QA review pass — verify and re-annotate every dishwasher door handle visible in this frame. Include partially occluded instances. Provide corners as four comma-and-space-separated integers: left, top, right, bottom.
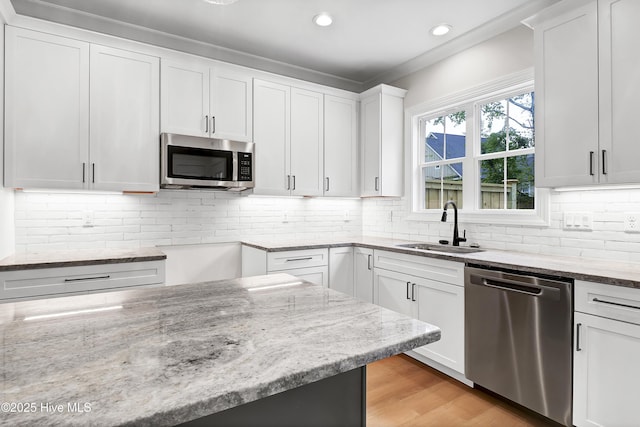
474, 276, 561, 300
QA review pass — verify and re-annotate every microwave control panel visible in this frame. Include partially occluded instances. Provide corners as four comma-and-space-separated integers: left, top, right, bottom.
238, 152, 253, 181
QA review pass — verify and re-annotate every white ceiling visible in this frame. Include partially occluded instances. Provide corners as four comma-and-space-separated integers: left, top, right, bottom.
9, 0, 556, 91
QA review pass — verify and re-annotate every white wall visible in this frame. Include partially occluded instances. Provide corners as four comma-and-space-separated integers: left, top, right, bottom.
0, 9, 16, 259
367, 25, 640, 261
393, 26, 534, 109
13, 190, 361, 253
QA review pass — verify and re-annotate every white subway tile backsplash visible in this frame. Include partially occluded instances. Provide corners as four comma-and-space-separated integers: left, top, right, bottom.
13, 191, 362, 253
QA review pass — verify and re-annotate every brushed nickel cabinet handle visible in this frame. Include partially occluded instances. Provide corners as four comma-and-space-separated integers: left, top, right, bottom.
602, 150, 607, 175
211, 116, 216, 135
92, 163, 95, 183
367, 254, 372, 270
287, 175, 291, 190
292, 175, 296, 191
576, 323, 582, 352
205, 115, 209, 133
375, 177, 379, 191
285, 257, 313, 262
406, 281, 411, 300
411, 283, 416, 301
82, 163, 86, 183
589, 151, 595, 176
64, 275, 110, 282
326, 177, 330, 192
593, 297, 640, 311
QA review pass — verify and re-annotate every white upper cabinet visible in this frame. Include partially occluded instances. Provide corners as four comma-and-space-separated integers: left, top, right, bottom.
90, 45, 159, 192
324, 95, 358, 197
253, 79, 325, 197
598, 0, 640, 184
5, 27, 160, 192
210, 67, 253, 142
160, 60, 209, 137
533, 0, 640, 187
290, 87, 324, 196
253, 79, 291, 196
360, 84, 406, 197
160, 59, 252, 142
5, 27, 89, 189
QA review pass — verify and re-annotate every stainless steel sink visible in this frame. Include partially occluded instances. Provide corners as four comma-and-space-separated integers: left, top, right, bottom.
396, 243, 484, 254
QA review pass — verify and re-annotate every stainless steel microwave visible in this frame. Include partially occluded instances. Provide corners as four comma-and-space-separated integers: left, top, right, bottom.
160, 133, 254, 190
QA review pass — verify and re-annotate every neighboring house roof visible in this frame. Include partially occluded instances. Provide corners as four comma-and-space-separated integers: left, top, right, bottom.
425, 132, 465, 177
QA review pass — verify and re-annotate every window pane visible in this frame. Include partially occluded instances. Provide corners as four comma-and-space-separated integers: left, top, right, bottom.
424, 117, 445, 162
424, 113, 466, 162
444, 115, 466, 160
443, 162, 463, 209
508, 92, 535, 150
506, 154, 535, 210
480, 158, 504, 209
480, 100, 506, 154
423, 166, 441, 209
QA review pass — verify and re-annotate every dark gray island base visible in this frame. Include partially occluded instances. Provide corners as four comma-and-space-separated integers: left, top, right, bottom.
0, 273, 439, 426
180, 366, 365, 427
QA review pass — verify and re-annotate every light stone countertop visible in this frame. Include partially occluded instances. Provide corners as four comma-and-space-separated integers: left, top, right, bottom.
0, 247, 167, 272
0, 273, 440, 426
241, 236, 640, 289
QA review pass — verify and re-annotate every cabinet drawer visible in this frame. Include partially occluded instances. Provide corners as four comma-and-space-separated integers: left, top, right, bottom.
268, 265, 328, 287
267, 249, 328, 271
373, 250, 464, 285
575, 280, 640, 325
0, 261, 165, 300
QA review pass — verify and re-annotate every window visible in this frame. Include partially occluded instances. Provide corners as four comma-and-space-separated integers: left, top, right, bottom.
411, 74, 548, 225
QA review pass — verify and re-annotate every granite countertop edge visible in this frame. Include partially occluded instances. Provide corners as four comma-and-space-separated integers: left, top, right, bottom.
0, 248, 167, 272
240, 238, 640, 289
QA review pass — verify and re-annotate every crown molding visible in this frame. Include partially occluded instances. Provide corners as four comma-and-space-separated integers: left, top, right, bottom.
10, 0, 365, 92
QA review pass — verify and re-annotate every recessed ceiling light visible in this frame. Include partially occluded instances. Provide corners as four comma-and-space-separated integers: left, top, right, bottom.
314, 13, 333, 27
204, 0, 239, 5
430, 24, 452, 36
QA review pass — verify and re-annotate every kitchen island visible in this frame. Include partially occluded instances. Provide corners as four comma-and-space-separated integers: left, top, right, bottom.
0, 273, 440, 426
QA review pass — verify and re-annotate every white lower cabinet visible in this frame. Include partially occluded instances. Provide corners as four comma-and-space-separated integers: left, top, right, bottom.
241, 246, 328, 287
328, 247, 354, 296
573, 280, 640, 427
353, 247, 374, 303
373, 250, 465, 378
0, 261, 165, 301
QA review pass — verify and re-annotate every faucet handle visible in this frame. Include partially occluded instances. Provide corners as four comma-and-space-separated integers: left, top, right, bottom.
459, 230, 467, 243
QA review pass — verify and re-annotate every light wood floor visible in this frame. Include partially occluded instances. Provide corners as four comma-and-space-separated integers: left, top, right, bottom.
366, 355, 556, 427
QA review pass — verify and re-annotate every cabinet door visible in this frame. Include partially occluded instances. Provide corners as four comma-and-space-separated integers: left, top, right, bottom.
210, 67, 253, 142
413, 279, 465, 374
90, 45, 160, 192
329, 247, 354, 296
373, 268, 413, 317
361, 93, 381, 196
535, 2, 599, 187
290, 88, 324, 196
598, 0, 640, 184
160, 59, 209, 137
4, 27, 89, 189
354, 247, 374, 303
253, 79, 290, 195
324, 95, 358, 196
573, 312, 640, 427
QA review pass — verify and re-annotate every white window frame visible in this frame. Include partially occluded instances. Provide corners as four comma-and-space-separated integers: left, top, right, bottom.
405, 69, 550, 226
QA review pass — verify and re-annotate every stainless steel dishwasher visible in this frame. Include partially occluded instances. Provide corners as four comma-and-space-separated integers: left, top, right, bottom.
465, 265, 573, 426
